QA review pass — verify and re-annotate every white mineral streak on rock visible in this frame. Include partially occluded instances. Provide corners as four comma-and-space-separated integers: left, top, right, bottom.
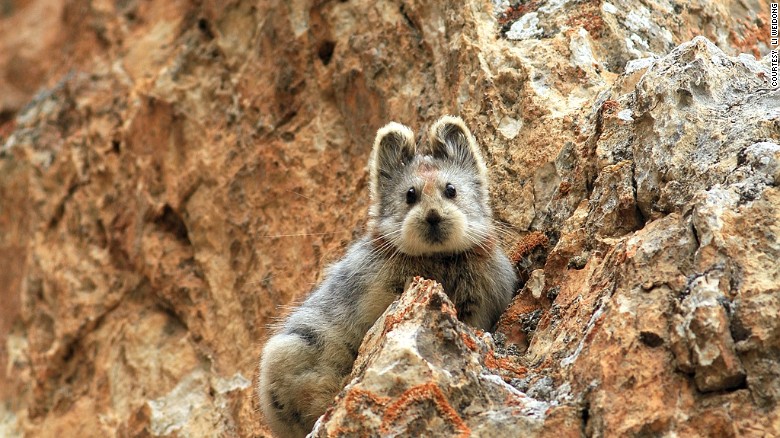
561, 298, 607, 367
498, 115, 522, 139
0, 405, 20, 438
625, 57, 656, 74
527, 269, 546, 299
148, 371, 210, 437
617, 109, 634, 121
539, 0, 571, 14
506, 12, 543, 40
569, 28, 600, 75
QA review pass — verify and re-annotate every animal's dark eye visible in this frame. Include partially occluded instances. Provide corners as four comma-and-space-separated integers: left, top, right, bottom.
444, 183, 456, 199
406, 187, 417, 204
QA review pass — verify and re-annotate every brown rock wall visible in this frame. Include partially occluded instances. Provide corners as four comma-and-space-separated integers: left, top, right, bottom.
0, 0, 776, 436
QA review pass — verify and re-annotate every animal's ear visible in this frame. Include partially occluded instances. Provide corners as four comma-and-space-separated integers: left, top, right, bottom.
426, 115, 487, 178
369, 122, 416, 202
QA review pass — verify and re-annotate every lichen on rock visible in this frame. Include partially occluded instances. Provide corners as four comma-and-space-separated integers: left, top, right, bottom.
311, 278, 553, 437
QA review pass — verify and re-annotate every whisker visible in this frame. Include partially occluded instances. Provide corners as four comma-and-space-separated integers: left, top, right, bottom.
257, 232, 337, 238
288, 189, 327, 207
346, 230, 402, 275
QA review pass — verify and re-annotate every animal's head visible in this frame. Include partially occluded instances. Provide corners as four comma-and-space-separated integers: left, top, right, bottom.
368, 116, 493, 256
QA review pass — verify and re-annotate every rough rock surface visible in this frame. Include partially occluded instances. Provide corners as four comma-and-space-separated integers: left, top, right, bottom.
0, 0, 776, 437
311, 278, 551, 437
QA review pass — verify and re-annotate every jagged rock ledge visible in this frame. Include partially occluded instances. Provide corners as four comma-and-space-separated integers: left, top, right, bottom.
310, 277, 573, 437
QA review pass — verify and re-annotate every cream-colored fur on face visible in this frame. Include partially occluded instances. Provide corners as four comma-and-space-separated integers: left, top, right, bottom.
368, 116, 491, 256
398, 202, 469, 256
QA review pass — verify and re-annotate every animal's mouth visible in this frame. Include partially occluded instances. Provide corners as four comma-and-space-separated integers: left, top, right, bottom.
423, 223, 448, 244
398, 216, 469, 255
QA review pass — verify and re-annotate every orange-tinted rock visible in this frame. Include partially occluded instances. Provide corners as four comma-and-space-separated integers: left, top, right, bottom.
311, 278, 548, 437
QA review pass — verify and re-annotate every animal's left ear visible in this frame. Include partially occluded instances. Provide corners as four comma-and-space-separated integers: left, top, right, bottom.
426, 115, 488, 179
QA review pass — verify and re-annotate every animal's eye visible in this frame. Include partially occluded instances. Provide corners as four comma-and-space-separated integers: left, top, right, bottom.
444, 183, 456, 199
406, 187, 417, 205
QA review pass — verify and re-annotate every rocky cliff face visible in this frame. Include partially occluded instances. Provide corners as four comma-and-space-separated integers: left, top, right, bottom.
0, 0, 776, 436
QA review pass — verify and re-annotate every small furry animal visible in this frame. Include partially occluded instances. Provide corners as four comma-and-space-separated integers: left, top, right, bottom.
257, 115, 517, 437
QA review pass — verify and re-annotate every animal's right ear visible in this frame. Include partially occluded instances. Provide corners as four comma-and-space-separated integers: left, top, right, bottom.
369, 122, 415, 203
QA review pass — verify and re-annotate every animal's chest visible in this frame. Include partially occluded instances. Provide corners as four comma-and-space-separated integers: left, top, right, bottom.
363, 256, 486, 332
380, 257, 478, 303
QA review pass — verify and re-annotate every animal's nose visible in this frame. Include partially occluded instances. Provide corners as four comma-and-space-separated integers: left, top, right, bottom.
426, 210, 442, 226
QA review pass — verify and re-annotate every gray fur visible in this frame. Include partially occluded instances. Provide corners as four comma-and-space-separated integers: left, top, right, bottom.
257, 116, 518, 437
